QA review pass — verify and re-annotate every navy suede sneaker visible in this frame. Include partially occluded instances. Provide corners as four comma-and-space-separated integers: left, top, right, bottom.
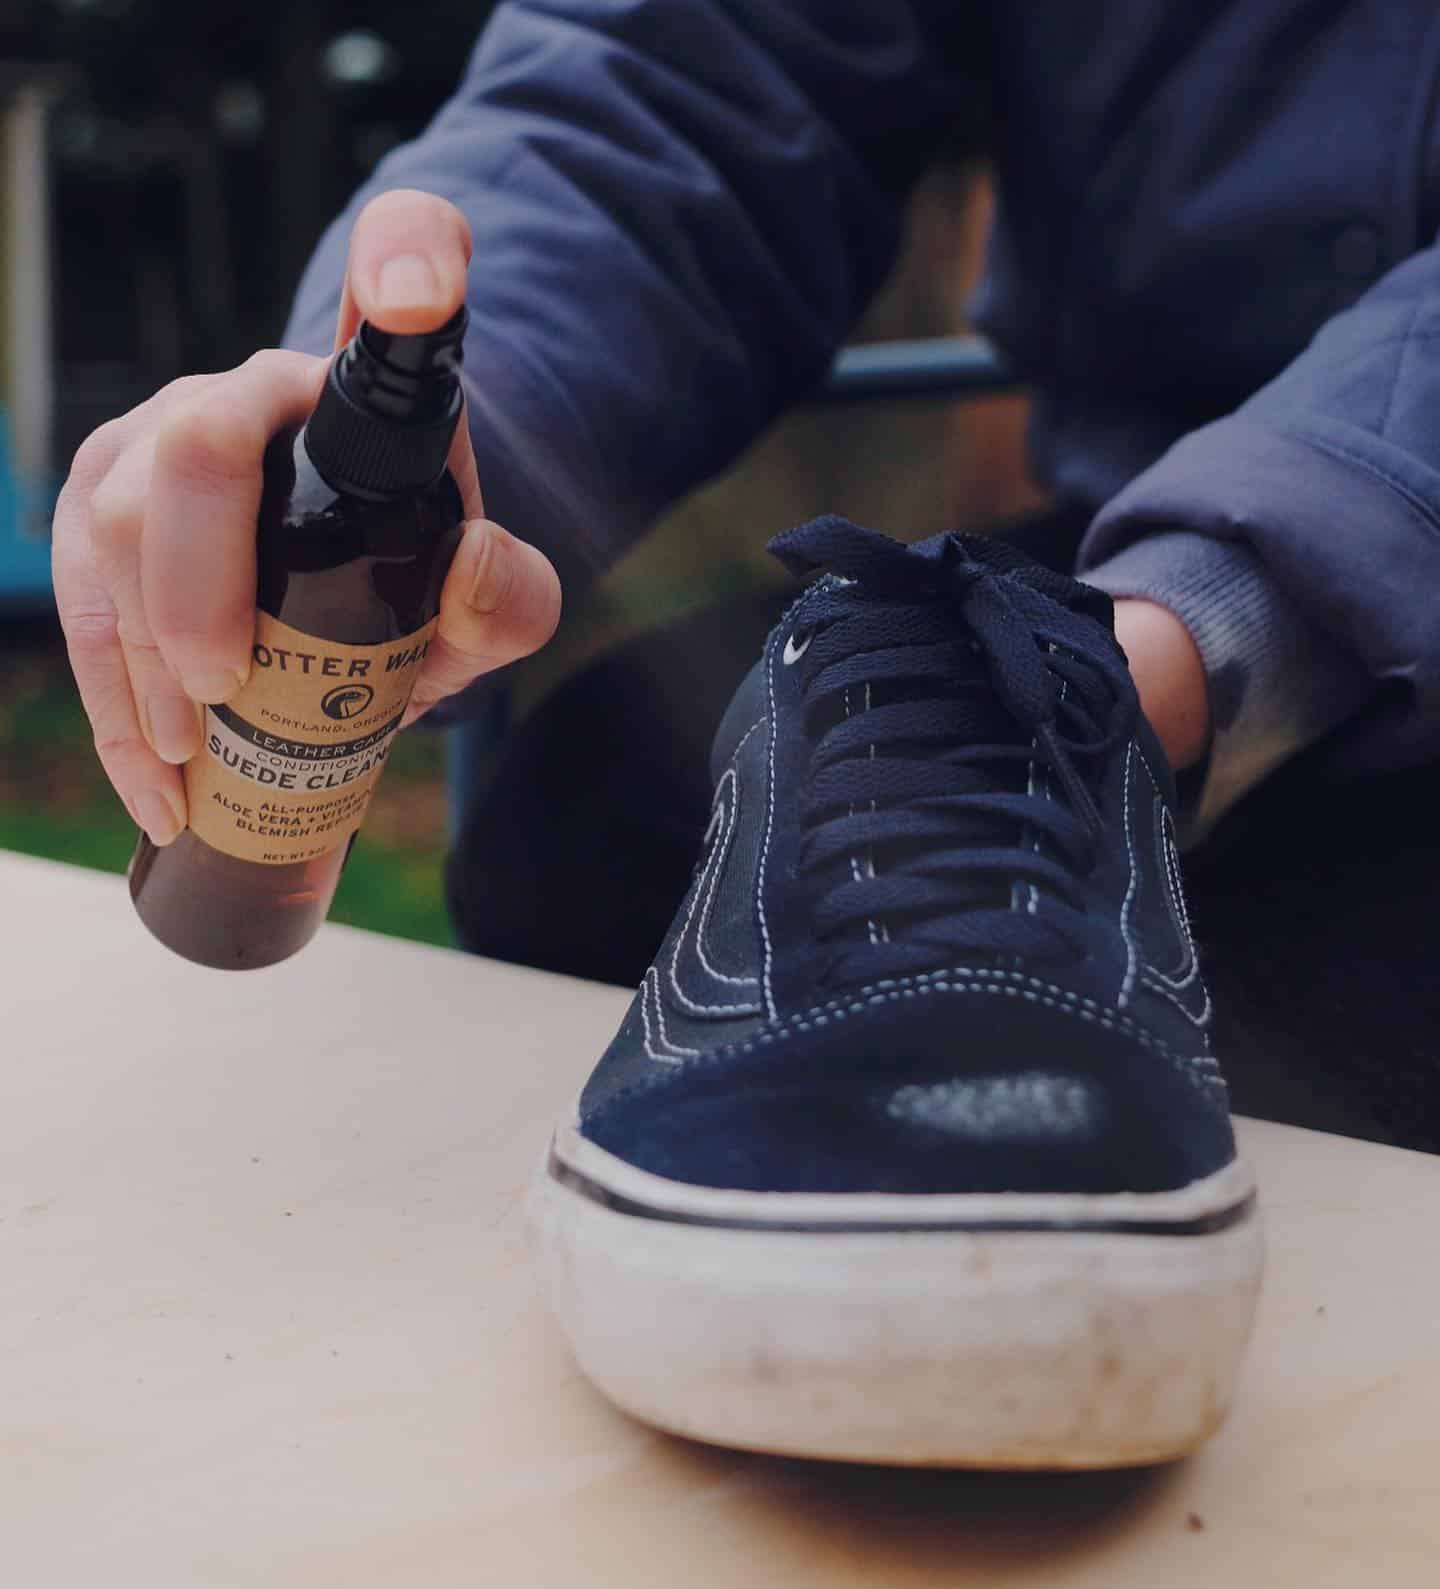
532, 518, 1263, 1468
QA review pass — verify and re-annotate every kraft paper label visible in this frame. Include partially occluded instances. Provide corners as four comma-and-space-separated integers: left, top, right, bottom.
184, 611, 435, 865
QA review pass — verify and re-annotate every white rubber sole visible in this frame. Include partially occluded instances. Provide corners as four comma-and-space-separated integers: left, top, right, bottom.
529, 1122, 1265, 1469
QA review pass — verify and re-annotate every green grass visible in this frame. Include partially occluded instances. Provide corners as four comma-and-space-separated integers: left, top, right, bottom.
328, 841, 453, 947
0, 798, 135, 873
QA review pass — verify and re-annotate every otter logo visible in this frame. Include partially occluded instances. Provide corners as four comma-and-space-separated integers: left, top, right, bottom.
321, 683, 375, 721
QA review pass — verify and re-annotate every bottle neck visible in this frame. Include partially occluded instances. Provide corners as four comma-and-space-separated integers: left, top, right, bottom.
302, 309, 467, 499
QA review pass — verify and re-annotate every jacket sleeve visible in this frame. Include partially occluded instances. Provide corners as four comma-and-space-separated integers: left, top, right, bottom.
284, 0, 964, 590
1080, 237, 1440, 825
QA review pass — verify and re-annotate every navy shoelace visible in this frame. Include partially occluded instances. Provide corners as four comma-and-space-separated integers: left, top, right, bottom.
769, 517, 1140, 986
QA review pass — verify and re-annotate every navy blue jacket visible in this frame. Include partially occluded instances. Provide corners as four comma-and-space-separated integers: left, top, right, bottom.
286, 1, 1440, 789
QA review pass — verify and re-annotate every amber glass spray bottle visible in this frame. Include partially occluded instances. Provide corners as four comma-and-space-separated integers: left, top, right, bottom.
129, 311, 467, 969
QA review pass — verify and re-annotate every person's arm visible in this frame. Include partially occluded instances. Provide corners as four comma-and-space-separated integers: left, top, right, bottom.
1080, 238, 1440, 831
285, 0, 966, 590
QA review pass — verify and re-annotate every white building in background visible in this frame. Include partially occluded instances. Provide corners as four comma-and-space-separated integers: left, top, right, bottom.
0, 65, 60, 610
4, 73, 56, 518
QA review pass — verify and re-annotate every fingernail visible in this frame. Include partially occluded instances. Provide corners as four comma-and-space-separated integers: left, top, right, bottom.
144, 694, 202, 764
466, 524, 511, 613
377, 253, 440, 313
135, 788, 184, 846
182, 666, 246, 704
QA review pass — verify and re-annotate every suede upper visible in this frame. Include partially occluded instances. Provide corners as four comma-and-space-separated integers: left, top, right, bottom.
579, 525, 1231, 1198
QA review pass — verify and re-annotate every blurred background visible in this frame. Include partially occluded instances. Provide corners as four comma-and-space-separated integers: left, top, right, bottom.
0, 0, 1037, 949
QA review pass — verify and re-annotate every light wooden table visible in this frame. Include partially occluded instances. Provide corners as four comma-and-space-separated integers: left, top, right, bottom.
3, 851, 1437, 1587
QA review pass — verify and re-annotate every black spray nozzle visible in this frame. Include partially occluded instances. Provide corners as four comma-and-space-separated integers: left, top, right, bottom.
305, 308, 468, 497
359, 306, 467, 378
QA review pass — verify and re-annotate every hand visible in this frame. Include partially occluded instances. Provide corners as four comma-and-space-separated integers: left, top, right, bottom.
1111, 598, 1210, 771
53, 189, 561, 846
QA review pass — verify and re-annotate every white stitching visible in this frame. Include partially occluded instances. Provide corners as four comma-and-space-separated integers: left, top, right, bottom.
843, 681, 884, 946
641, 968, 699, 1063
757, 585, 828, 1022
865, 680, 889, 944
1018, 669, 1064, 917
1141, 968, 1213, 1029
712, 964, 1219, 1063
1158, 806, 1202, 982
668, 766, 762, 1014
1014, 734, 1037, 916
1135, 756, 1198, 988
1127, 762, 1210, 1030
699, 969, 1225, 1097
1143, 862, 1202, 993
758, 624, 782, 1020
1117, 741, 1139, 1009
699, 716, 765, 987
692, 769, 762, 988
841, 686, 876, 945
725, 716, 766, 767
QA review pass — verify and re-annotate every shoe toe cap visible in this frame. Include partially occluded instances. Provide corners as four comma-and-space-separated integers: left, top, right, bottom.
582, 994, 1233, 1196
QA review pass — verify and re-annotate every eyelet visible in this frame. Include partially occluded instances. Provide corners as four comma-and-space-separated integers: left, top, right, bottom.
782, 629, 813, 665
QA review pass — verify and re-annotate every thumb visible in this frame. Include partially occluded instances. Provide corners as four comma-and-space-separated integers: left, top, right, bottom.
334, 188, 473, 348
402, 519, 562, 726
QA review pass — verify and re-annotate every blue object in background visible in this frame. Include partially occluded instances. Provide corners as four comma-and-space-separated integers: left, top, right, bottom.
0, 404, 55, 615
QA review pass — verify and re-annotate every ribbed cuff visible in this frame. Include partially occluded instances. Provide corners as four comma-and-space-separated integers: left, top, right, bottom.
1082, 531, 1371, 839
